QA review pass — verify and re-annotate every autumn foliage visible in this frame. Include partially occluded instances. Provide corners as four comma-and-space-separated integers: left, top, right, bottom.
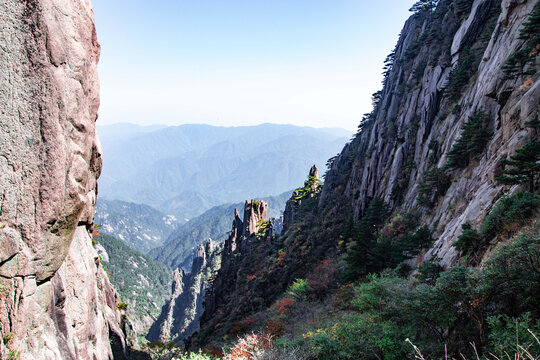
226, 332, 273, 360
306, 259, 337, 299
271, 297, 295, 316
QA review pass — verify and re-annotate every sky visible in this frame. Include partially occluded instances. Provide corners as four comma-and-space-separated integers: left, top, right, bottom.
92, 1, 413, 132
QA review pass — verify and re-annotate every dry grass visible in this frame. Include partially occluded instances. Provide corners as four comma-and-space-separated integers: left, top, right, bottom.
407, 330, 540, 360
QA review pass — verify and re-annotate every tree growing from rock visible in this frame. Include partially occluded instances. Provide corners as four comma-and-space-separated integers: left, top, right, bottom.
497, 139, 540, 192
409, 0, 439, 13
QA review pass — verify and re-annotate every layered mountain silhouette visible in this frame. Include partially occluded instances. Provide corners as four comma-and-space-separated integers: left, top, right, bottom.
98, 123, 350, 220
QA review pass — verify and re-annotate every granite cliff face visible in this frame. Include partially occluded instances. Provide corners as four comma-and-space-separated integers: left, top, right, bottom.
321, 0, 540, 266
147, 240, 221, 346
0, 1, 131, 358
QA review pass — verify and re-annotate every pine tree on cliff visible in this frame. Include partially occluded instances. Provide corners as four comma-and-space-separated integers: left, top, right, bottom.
344, 198, 390, 280
497, 139, 540, 192
409, 0, 439, 13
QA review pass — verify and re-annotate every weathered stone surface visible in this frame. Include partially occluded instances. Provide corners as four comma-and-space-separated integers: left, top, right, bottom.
322, 0, 539, 267
148, 240, 221, 346
283, 165, 321, 231
243, 200, 268, 237
191, 201, 277, 345
0, 0, 129, 358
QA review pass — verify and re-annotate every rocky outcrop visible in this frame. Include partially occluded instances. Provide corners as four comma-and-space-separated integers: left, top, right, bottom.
185, 201, 276, 344
322, 0, 540, 267
148, 240, 221, 346
283, 165, 321, 231
0, 0, 131, 358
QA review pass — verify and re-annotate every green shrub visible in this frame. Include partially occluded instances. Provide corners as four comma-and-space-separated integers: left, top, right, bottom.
486, 313, 540, 359
502, 2, 540, 78
344, 198, 390, 280
7, 350, 20, 360
414, 258, 443, 286
502, 49, 535, 78
481, 222, 540, 315
294, 175, 322, 200
480, 191, 540, 238
287, 279, 309, 300
417, 167, 450, 207
177, 351, 217, 360
291, 232, 540, 359
453, 222, 483, 252
2, 332, 14, 344
409, 0, 439, 13
302, 312, 410, 360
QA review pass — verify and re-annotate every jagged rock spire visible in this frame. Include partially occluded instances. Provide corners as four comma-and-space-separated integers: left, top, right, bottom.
309, 164, 319, 179
243, 200, 268, 237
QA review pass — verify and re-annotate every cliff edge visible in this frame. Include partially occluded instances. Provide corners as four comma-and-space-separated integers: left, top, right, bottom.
0, 1, 130, 359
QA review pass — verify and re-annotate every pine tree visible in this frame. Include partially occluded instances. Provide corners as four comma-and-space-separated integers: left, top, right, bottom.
446, 111, 492, 168
497, 139, 540, 192
519, 2, 540, 48
409, 0, 439, 13
344, 198, 390, 280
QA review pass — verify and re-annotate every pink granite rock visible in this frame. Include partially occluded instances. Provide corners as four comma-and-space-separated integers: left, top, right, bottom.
0, 0, 128, 358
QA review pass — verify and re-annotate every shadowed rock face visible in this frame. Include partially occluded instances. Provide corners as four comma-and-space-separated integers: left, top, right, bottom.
148, 240, 221, 346
0, 0, 129, 358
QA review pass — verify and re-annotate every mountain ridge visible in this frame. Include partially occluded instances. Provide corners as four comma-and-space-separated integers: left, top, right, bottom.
98, 123, 350, 218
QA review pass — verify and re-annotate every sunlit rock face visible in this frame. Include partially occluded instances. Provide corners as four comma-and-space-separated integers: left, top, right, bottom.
321, 0, 540, 267
0, 0, 129, 358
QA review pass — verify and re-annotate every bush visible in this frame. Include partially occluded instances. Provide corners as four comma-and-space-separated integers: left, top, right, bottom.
409, 0, 439, 13
481, 222, 540, 316
417, 167, 451, 207
480, 191, 540, 238
414, 258, 443, 286
496, 139, 540, 192
226, 332, 273, 360
272, 297, 295, 316
178, 352, 218, 360
344, 198, 391, 280
286, 279, 309, 300
307, 259, 338, 300
288, 230, 540, 359
502, 49, 535, 78
486, 313, 540, 359
445, 51, 475, 101
502, 2, 540, 78
453, 222, 483, 252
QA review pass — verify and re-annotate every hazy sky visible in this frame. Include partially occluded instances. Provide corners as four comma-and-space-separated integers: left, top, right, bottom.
92, 1, 412, 132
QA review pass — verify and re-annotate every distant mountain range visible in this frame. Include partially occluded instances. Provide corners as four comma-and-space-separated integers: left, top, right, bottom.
95, 191, 289, 258
148, 191, 291, 272
95, 199, 181, 253
97, 123, 350, 220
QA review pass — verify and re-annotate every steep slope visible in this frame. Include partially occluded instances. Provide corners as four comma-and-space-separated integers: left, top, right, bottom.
95, 199, 181, 253
147, 240, 222, 346
98, 123, 350, 217
321, 0, 540, 266
95, 235, 173, 337
150, 191, 290, 272
187, 0, 540, 355
0, 1, 134, 358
